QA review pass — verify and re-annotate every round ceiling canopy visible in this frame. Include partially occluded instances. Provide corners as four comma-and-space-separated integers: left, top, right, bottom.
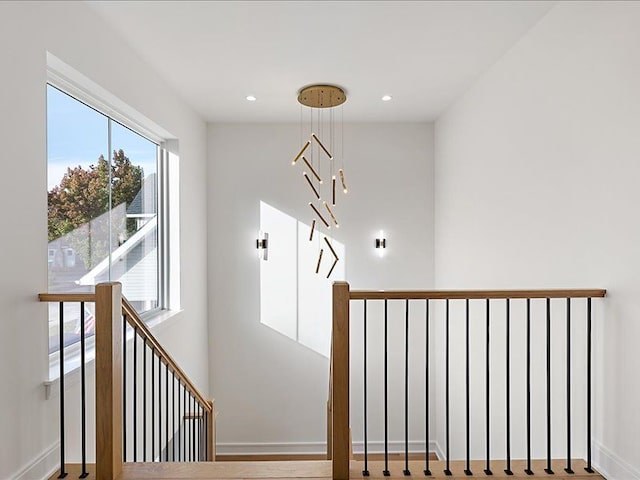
297, 85, 347, 108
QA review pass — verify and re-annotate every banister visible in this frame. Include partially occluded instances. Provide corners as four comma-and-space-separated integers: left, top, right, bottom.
121, 298, 212, 413
349, 289, 606, 300
39, 290, 212, 412
39, 292, 96, 302
333, 282, 606, 479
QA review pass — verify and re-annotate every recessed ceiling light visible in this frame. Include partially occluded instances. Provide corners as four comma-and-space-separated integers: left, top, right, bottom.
381, 95, 392, 102
246, 95, 257, 102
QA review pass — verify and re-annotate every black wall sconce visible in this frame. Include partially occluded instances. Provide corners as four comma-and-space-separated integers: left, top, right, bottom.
375, 230, 386, 257
256, 231, 269, 261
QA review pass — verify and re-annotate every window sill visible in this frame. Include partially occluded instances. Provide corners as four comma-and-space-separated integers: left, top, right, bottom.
44, 308, 183, 399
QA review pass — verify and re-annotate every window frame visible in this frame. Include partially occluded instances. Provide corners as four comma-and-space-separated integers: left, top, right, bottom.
46, 68, 173, 370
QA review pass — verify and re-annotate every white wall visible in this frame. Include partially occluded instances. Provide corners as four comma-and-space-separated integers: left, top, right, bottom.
0, 2, 210, 478
208, 123, 434, 452
434, 2, 640, 478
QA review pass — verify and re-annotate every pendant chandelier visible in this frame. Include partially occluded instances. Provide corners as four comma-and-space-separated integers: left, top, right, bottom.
291, 84, 348, 278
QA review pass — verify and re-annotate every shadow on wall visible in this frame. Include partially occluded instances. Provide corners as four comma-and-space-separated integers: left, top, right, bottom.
259, 200, 345, 358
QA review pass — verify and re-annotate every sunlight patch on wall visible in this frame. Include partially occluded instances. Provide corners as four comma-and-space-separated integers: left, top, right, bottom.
259, 201, 345, 358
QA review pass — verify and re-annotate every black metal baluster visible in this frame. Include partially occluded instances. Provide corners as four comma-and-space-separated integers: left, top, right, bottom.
123, 315, 127, 462
464, 299, 472, 476
585, 298, 594, 473
205, 407, 209, 461
166, 362, 169, 461
424, 299, 431, 477
444, 299, 451, 476
196, 398, 199, 462
173, 371, 176, 461
177, 379, 181, 462
383, 299, 390, 476
158, 356, 162, 461
484, 299, 492, 476
404, 299, 411, 476
525, 299, 533, 476
505, 298, 513, 476
545, 299, 553, 475
199, 403, 202, 461
183, 383, 187, 462
204, 408, 208, 461
58, 302, 67, 478
565, 298, 573, 474
143, 338, 147, 462
192, 394, 196, 462
133, 327, 138, 462
152, 348, 155, 461
80, 303, 88, 478
363, 299, 369, 476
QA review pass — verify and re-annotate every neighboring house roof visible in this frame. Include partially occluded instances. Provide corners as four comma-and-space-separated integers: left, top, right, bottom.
77, 216, 157, 301
127, 173, 157, 217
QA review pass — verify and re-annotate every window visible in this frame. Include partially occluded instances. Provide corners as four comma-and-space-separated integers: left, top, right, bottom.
47, 84, 165, 354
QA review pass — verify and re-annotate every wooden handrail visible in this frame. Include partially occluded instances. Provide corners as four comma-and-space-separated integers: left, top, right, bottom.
39, 293, 96, 302
121, 298, 213, 413
349, 289, 606, 300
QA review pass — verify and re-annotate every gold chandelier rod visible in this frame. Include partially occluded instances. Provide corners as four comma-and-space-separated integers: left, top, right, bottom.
302, 156, 322, 183
292, 141, 310, 165
312, 133, 333, 160
310, 202, 330, 228
303, 172, 321, 200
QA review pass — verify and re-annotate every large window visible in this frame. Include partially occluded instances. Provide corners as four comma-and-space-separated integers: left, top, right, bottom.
47, 84, 162, 353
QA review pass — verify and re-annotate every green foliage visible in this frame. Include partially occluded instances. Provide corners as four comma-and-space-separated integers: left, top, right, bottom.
48, 150, 143, 268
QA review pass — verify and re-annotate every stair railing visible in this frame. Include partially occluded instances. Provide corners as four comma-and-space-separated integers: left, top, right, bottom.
40, 282, 215, 480
330, 282, 606, 480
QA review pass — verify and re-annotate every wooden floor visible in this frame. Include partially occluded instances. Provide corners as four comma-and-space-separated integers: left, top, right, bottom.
52, 459, 604, 480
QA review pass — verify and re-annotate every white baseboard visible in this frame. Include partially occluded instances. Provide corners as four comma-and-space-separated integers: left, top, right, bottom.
432, 441, 445, 461
216, 442, 327, 455
11, 442, 60, 480
594, 442, 640, 480
352, 440, 443, 459
216, 440, 443, 458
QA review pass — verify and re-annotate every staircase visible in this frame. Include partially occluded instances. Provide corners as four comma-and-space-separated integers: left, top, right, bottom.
40, 282, 607, 480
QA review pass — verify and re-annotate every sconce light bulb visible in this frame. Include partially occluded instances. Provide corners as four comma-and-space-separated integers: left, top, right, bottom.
376, 230, 386, 257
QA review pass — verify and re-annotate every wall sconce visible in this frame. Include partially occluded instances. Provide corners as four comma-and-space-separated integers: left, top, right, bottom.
375, 230, 386, 257
256, 231, 269, 260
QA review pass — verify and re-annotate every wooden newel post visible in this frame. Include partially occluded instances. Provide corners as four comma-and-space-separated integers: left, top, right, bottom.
95, 282, 123, 480
207, 399, 216, 461
332, 281, 350, 480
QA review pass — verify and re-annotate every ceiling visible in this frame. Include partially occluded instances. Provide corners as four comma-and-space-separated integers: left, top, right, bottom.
90, 1, 554, 123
